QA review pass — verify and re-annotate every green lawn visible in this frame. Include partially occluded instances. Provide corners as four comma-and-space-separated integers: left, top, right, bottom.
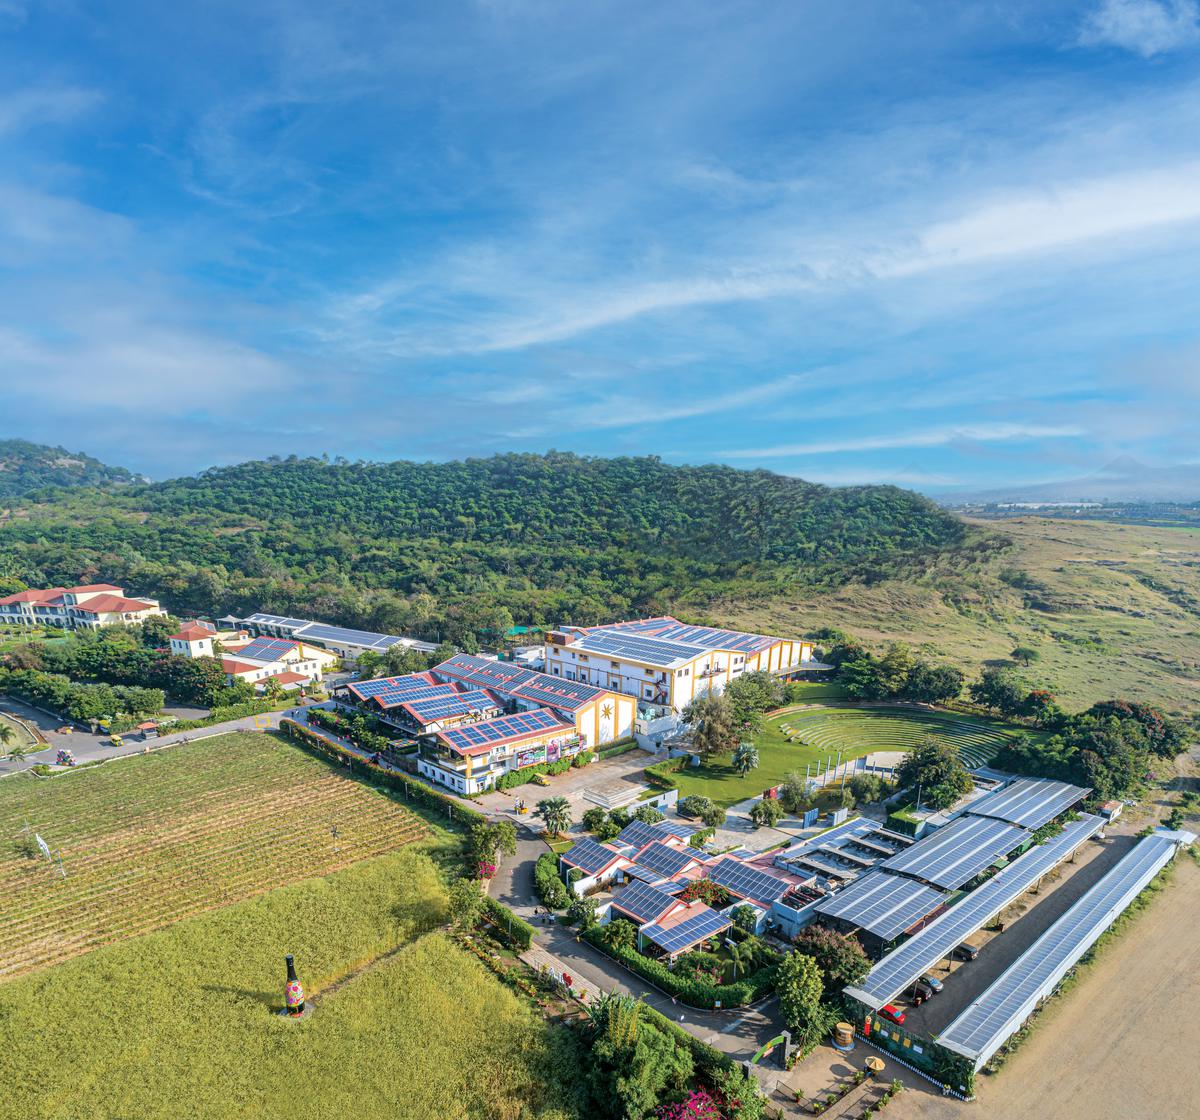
672, 705, 1030, 807
0, 849, 576, 1120
780, 680, 848, 704
0, 709, 39, 752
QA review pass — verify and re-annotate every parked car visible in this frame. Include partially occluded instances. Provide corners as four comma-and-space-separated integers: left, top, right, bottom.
879, 1004, 906, 1025
909, 980, 935, 1003
920, 973, 944, 993
955, 943, 980, 961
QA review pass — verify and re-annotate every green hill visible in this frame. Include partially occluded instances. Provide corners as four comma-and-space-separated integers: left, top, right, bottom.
0, 451, 974, 643
0, 439, 140, 500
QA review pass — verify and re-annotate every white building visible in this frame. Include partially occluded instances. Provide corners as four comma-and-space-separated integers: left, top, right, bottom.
219, 611, 436, 664
543, 616, 814, 711
0, 584, 166, 631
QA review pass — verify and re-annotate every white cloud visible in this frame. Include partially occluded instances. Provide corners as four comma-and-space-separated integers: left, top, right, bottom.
0, 86, 100, 137
1079, 0, 1200, 57
718, 423, 1086, 459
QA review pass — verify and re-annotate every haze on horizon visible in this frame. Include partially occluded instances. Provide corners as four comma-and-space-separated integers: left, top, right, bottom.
1, 0, 1199, 492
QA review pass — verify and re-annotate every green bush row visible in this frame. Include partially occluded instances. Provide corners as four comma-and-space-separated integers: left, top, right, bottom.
170, 697, 291, 731
582, 927, 775, 1008
597, 739, 639, 760
278, 719, 487, 830
495, 750, 592, 790
480, 896, 534, 950
645, 756, 686, 791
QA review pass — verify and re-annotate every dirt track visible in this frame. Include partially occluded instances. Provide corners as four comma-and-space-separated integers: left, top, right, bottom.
888, 855, 1200, 1120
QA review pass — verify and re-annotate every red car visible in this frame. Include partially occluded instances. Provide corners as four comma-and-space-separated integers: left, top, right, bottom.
879, 1004, 906, 1025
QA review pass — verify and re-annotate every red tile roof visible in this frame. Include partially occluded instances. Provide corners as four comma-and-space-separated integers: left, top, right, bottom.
221, 658, 262, 676
72, 595, 159, 615
170, 624, 215, 641
266, 671, 309, 685
67, 583, 124, 594
0, 588, 67, 606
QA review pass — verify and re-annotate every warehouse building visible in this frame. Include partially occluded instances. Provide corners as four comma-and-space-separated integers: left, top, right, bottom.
220, 611, 436, 663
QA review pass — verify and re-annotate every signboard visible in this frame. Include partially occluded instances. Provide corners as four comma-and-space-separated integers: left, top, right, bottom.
515, 745, 547, 769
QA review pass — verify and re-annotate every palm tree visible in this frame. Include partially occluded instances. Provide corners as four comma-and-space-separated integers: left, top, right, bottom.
0, 725, 14, 750
536, 796, 572, 837
732, 741, 759, 776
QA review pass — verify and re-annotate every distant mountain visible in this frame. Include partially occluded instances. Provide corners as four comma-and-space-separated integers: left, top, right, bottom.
950, 457, 1200, 505
0, 439, 142, 500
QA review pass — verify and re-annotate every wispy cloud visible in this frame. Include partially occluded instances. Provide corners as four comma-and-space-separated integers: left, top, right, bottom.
718, 424, 1086, 460
1078, 0, 1200, 57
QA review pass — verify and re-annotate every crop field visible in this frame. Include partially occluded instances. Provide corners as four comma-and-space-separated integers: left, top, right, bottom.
673, 704, 1029, 806
776, 707, 1024, 769
0, 732, 427, 979
0, 848, 578, 1120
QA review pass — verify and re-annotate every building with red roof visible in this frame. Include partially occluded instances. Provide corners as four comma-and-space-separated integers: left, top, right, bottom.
0, 584, 164, 630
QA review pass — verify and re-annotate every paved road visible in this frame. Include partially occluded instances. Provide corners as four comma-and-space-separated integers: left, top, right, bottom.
0, 696, 330, 777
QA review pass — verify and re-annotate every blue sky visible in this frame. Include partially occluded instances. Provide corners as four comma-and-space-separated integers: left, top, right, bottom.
2, 0, 1199, 490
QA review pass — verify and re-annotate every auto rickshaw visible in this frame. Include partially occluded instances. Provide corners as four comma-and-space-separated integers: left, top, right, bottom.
108, 735, 123, 747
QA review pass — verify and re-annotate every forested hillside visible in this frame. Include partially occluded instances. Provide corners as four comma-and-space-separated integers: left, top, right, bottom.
0, 439, 140, 499
0, 450, 981, 645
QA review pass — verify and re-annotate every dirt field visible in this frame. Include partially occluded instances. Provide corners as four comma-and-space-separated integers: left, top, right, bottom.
886, 855, 1200, 1120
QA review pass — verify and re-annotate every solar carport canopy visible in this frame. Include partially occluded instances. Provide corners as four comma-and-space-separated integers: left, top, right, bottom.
814, 871, 948, 941
937, 832, 1182, 1069
880, 815, 1027, 890
965, 777, 1090, 830
845, 813, 1104, 1010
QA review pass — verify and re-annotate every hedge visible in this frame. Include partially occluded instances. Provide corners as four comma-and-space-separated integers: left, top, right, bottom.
535, 851, 571, 909
645, 757, 686, 791
481, 896, 534, 950
170, 697, 292, 731
582, 927, 776, 1008
597, 739, 639, 761
278, 719, 486, 829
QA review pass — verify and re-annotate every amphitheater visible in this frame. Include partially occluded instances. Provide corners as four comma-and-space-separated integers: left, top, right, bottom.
774, 706, 1023, 770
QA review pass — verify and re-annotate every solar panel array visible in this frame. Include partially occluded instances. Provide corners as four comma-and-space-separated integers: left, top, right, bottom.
242, 612, 309, 630
937, 833, 1182, 1068
642, 906, 731, 955
845, 813, 1104, 1009
617, 820, 667, 851
560, 837, 619, 876
596, 617, 778, 653
635, 841, 698, 878
233, 636, 300, 662
880, 815, 1027, 889
434, 654, 539, 690
611, 880, 678, 923
707, 857, 792, 903
572, 631, 709, 666
296, 621, 407, 651
399, 690, 500, 724
349, 674, 453, 705
965, 777, 1090, 830
625, 865, 689, 893
656, 820, 698, 840
439, 708, 569, 754
814, 871, 948, 941
509, 676, 606, 711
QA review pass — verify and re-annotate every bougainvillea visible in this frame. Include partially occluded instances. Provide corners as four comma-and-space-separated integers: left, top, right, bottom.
676, 879, 730, 907
656, 1088, 724, 1120
476, 861, 496, 879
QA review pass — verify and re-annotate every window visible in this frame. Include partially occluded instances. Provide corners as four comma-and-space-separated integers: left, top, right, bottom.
644, 687, 653, 697
552, 667, 560, 676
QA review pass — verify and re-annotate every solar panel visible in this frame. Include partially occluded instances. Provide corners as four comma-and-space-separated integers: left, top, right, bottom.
243, 612, 309, 630
617, 820, 665, 850
295, 622, 407, 650
510, 676, 606, 710
845, 813, 1105, 1009
611, 881, 678, 924
937, 833, 1182, 1068
595, 617, 779, 654
635, 841, 697, 877
439, 708, 570, 753
560, 837, 619, 876
707, 857, 791, 903
572, 631, 709, 666
234, 636, 300, 662
400, 690, 500, 724
349, 675, 450, 702
657, 820, 698, 840
642, 906, 731, 954
880, 815, 1027, 890
965, 777, 1090, 830
625, 864, 689, 893
814, 871, 948, 941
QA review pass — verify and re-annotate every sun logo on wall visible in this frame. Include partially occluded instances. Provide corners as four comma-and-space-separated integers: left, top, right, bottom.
601, 703, 612, 719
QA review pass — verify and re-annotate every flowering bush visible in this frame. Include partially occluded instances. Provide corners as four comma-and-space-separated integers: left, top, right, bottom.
476, 860, 496, 879
657, 1088, 724, 1120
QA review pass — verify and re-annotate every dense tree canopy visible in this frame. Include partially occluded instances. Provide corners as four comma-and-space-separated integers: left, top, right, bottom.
894, 737, 973, 809
0, 450, 969, 646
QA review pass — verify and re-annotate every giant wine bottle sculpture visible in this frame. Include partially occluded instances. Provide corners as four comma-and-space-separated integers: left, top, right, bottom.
284, 954, 305, 1016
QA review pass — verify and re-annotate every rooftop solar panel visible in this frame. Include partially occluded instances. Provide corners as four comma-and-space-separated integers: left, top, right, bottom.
400, 690, 500, 723
296, 621, 407, 650
635, 841, 698, 878
617, 820, 666, 850
625, 864, 689, 893
937, 833, 1183, 1068
572, 631, 709, 666
642, 907, 731, 954
438, 708, 571, 753
243, 612, 309, 630
510, 676, 606, 710
707, 857, 791, 903
611, 881, 679, 924
234, 636, 300, 662
880, 815, 1027, 890
965, 777, 1090, 830
560, 837, 621, 876
657, 820, 698, 840
845, 813, 1104, 1009
814, 871, 948, 941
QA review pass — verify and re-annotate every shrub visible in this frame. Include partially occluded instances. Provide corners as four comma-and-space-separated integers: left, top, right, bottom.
678, 795, 714, 818
634, 804, 665, 824
534, 851, 570, 910
572, 750, 594, 767
700, 803, 727, 828
749, 799, 784, 828
480, 896, 534, 949
581, 807, 608, 833
730, 905, 758, 934
677, 879, 731, 907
